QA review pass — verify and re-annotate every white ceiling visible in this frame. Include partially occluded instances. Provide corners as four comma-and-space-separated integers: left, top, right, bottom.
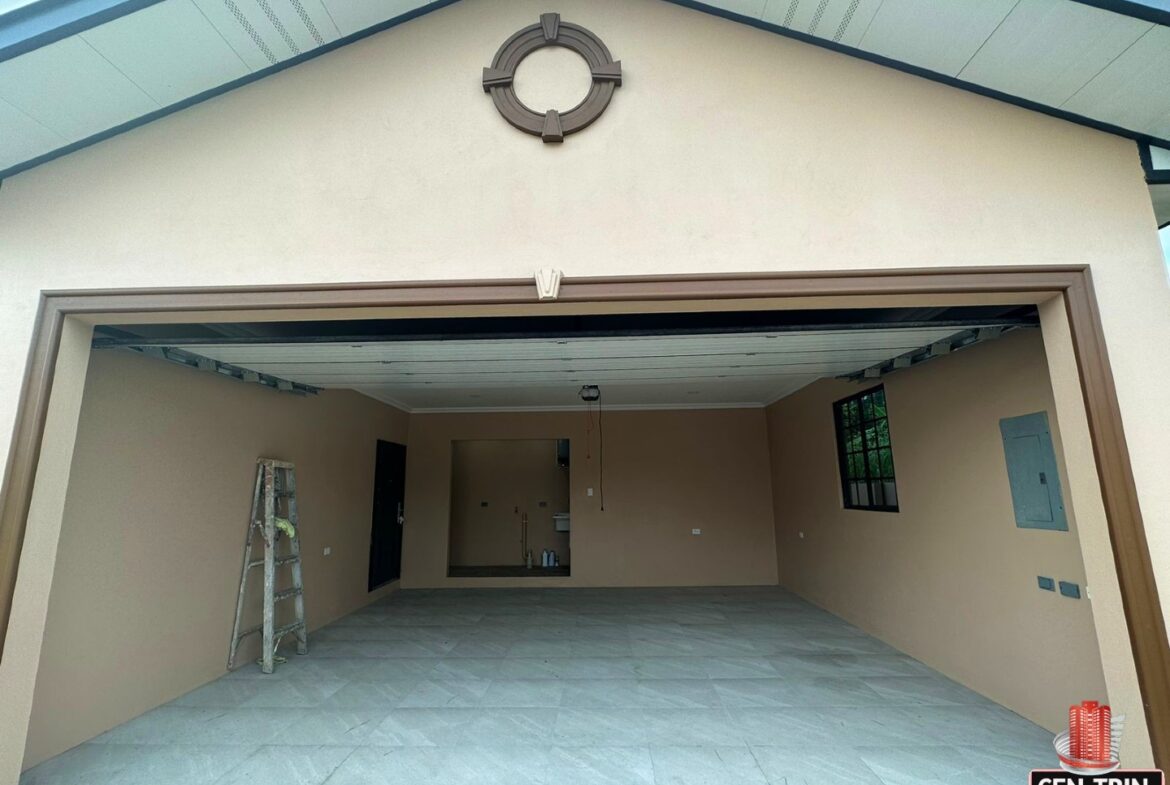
165, 325, 984, 410
0, 0, 1169, 176
0, 0, 435, 171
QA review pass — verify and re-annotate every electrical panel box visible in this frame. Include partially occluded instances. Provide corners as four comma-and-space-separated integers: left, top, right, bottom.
999, 411, 1068, 531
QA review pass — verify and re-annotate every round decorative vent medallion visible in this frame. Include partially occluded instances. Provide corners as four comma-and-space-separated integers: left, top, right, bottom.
482, 13, 622, 143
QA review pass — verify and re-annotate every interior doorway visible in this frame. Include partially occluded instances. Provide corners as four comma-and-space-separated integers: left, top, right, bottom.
368, 439, 406, 590
447, 438, 571, 577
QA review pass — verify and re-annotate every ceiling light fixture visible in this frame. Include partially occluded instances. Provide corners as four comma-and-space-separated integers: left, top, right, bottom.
579, 385, 600, 402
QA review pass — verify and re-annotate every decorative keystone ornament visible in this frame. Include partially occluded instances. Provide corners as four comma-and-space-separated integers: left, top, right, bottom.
483, 13, 622, 142
535, 267, 564, 300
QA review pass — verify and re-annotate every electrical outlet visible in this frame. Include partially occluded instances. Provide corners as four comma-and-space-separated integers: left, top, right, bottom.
692, 528, 701, 535
587, 488, 594, 497
323, 547, 332, 556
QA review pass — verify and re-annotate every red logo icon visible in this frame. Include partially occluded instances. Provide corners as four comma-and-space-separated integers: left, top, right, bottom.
1054, 700, 1122, 774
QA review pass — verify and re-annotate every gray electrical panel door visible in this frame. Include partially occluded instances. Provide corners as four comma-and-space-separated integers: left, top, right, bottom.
999, 411, 1068, 531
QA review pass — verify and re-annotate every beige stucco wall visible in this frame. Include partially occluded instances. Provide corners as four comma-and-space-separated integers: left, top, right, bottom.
403, 409, 778, 588
450, 439, 571, 567
22, 349, 409, 769
1, 0, 1168, 775
766, 329, 1107, 733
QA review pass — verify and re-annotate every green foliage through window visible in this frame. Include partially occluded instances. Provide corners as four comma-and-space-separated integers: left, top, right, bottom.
833, 385, 899, 511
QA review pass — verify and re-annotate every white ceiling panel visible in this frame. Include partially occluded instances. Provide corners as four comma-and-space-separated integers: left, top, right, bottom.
139, 325, 992, 410
1060, 25, 1170, 138
190, 0, 287, 68
265, 0, 341, 48
760, 0, 883, 46
857, 0, 1019, 76
81, 0, 252, 105
959, 0, 1152, 107
318, 0, 434, 37
0, 97, 64, 169
0, 36, 158, 141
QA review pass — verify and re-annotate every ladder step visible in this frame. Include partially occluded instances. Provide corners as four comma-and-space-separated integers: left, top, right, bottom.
236, 619, 305, 641
247, 554, 301, 570
274, 587, 303, 602
273, 620, 305, 639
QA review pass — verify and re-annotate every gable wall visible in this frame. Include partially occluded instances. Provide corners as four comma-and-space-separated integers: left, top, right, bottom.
1, 0, 1168, 775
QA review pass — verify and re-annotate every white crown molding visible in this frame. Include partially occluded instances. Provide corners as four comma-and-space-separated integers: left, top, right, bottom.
408, 402, 766, 414
354, 389, 415, 413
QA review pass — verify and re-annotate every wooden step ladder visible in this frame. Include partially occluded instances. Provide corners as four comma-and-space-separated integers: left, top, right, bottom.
228, 458, 307, 674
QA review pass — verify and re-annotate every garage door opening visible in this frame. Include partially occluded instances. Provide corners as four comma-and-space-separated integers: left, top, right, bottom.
13, 285, 1147, 782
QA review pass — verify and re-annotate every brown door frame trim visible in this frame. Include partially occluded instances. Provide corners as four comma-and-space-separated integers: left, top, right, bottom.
1, 265, 1167, 764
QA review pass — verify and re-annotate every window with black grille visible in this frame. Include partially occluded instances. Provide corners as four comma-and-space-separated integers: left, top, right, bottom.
833, 385, 899, 512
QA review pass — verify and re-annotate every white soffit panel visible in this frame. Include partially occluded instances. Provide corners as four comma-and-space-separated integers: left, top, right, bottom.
263, 0, 341, 49
1061, 24, 1170, 138
855, 0, 1019, 77
959, 0, 1153, 107
155, 325, 988, 410
81, 0, 252, 105
760, 0, 883, 47
0, 96, 62, 169
0, 35, 157, 140
319, 0, 432, 36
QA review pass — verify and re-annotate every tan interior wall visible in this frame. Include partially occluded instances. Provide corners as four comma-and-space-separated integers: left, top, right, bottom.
766, 329, 1107, 732
449, 439, 570, 567
23, 349, 409, 769
403, 408, 778, 588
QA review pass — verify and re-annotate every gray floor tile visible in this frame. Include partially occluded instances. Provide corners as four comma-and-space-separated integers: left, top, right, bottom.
750, 745, 884, 785
861, 676, 993, 706
276, 710, 387, 745
549, 746, 655, 785
318, 680, 418, 709
641, 709, 745, 746
480, 679, 566, 707
855, 745, 979, 785
649, 746, 768, 785
239, 678, 348, 708
957, 744, 1051, 785
20, 743, 134, 785
26, 588, 1056, 785
213, 746, 355, 785
457, 709, 557, 745
551, 709, 649, 747
365, 708, 474, 747
397, 679, 491, 707
105, 745, 256, 785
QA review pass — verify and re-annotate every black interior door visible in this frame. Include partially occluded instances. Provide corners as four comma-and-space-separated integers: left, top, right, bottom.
369, 440, 407, 590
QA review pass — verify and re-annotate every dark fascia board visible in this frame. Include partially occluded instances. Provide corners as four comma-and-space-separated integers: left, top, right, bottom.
0, 0, 167, 62
0, 0, 462, 181
1139, 143, 1170, 185
1068, 0, 1170, 27
662, 0, 1170, 152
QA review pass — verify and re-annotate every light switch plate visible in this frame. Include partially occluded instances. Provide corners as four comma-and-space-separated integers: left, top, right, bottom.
1059, 581, 1081, 599
691, 528, 701, 535
323, 547, 332, 556
587, 488, 594, 497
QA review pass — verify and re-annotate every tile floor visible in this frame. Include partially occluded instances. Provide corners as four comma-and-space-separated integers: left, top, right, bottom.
22, 587, 1055, 785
